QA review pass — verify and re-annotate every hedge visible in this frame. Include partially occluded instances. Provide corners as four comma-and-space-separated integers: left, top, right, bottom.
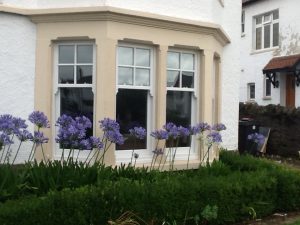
1, 152, 300, 225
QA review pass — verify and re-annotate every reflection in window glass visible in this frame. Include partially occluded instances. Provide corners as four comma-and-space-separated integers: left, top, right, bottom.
118, 47, 134, 65
59, 45, 74, 64
60, 87, 94, 138
136, 48, 150, 67
166, 91, 192, 147
266, 77, 271, 97
273, 23, 279, 47
77, 66, 92, 84
181, 53, 194, 71
118, 67, 133, 85
256, 27, 262, 50
59, 66, 74, 84
135, 68, 150, 86
182, 71, 194, 88
256, 16, 262, 25
116, 89, 148, 150
167, 70, 180, 87
167, 52, 180, 69
273, 10, 279, 20
264, 24, 271, 48
77, 45, 93, 64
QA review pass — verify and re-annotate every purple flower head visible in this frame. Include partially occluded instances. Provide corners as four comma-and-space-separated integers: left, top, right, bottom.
178, 126, 190, 137
79, 139, 92, 150
151, 129, 169, 140
191, 122, 211, 135
168, 125, 180, 139
0, 132, 13, 146
153, 148, 164, 155
29, 111, 50, 128
134, 153, 139, 159
12, 117, 28, 132
16, 129, 33, 142
207, 131, 222, 144
104, 130, 124, 145
212, 123, 226, 132
75, 116, 92, 130
89, 136, 104, 150
0, 114, 15, 134
56, 114, 73, 128
163, 122, 176, 131
248, 133, 265, 145
129, 127, 147, 140
32, 131, 49, 145
99, 118, 120, 132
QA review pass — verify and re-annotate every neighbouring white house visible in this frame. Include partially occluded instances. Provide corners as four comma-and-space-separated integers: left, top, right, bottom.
240, 0, 300, 107
0, 0, 241, 166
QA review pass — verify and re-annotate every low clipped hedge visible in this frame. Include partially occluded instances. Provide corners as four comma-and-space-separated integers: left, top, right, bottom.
0, 151, 300, 225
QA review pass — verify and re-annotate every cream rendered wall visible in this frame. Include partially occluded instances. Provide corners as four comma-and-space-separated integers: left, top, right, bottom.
240, 0, 300, 106
0, 12, 36, 163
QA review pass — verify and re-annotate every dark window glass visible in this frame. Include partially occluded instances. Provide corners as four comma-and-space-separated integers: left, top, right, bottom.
60, 87, 94, 138
266, 78, 271, 96
256, 27, 262, 50
264, 24, 271, 48
166, 91, 192, 147
76, 65, 92, 84
59, 66, 74, 84
59, 45, 74, 64
273, 23, 279, 47
249, 84, 255, 99
273, 10, 279, 20
116, 89, 148, 150
182, 71, 194, 88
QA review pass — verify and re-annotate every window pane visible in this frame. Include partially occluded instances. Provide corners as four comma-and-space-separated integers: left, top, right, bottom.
249, 84, 255, 99
256, 27, 262, 50
264, 24, 271, 48
167, 52, 180, 69
77, 45, 93, 64
182, 53, 194, 70
118, 47, 133, 65
167, 70, 180, 87
135, 68, 150, 86
116, 89, 148, 150
77, 66, 92, 84
266, 78, 271, 96
182, 71, 194, 88
166, 91, 192, 147
273, 23, 279, 47
136, 48, 150, 67
273, 10, 279, 20
118, 67, 133, 85
59, 66, 74, 84
256, 16, 262, 25
59, 45, 74, 64
60, 87, 93, 138
264, 14, 271, 22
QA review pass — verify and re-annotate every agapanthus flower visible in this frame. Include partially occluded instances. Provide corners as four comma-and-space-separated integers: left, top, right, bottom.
79, 139, 92, 150
16, 129, 33, 142
89, 136, 104, 150
12, 117, 27, 130
151, 129, 169, 140
129, 127, 147, 140
99, 118, 120, 132
104, 130, 124, 145
56, 114, 73, 128
207, 132, 222, 144
167, 125, 180, 139
152, 148, 164, 155
75, 116, 92, 130
248, 133, 265, 145
190, 122, 211, 135
28, 111, 50, 128
212, 123, 226, 131
177, 126, 190, 137
0, 133, 13, 146
32, 131, 49, 145
163, 122, 176, 131
0, 114, 14, 134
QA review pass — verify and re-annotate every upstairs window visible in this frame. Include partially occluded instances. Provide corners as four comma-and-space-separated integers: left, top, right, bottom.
241, 10, 245, 35
248, 83, 255, 100
254, 10, 279, 50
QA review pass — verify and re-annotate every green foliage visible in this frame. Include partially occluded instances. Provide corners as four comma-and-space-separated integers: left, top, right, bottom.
0, 151, 300, 225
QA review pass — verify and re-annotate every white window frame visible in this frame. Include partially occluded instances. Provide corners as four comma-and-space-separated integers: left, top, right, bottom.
166, 49, 199, 161
247, 83, 255, 101
115, 43, 155, 164
254, 9, 279, 50
263, 74, 272, 98
53, 42, 96, 160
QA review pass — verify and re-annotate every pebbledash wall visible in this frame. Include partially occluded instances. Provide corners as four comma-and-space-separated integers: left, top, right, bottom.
0, 0, 241, 165
240, 0, 300, 106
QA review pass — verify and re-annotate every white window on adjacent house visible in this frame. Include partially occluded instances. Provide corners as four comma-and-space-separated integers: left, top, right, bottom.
264, 75, 272, 98
241, 10, 245, 35
166, 50, 198, 157
116, 43, 154, 162
254, 9, 279, 50
248, 83, 255, 100
54, 43, 95, 157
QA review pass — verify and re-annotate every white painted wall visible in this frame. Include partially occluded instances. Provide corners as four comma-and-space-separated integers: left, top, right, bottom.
240, 0, 300, 106
0, 12, 36, 163
0, 0, 240, 153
